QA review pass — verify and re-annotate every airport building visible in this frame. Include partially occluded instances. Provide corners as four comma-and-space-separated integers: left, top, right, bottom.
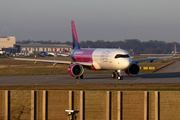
0, 36, 17, 55
0, 36, 72, 55
16, 43, 72, 54
0, 36, 16, 50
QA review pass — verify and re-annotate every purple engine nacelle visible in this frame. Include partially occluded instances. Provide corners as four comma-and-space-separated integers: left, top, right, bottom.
68, 63, 84, 77
125, 63, 140, 76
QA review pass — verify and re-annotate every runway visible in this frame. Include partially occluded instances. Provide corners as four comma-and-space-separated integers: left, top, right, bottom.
0, 60, 180, 84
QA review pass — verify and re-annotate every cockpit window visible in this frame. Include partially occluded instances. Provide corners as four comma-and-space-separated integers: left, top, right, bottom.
115, 54, 129, 58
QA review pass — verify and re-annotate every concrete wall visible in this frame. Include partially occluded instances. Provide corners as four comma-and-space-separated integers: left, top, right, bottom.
1, 90, 180, 120
160, 91, 180, 120
84, 91, 106, 120
122, 91, 144, 120
47, 90, 69, 120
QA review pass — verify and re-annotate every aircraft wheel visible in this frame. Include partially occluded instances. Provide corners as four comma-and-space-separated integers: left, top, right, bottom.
80, 74, 83, 79
112, 72, 116, 78
117, 76, 123, 80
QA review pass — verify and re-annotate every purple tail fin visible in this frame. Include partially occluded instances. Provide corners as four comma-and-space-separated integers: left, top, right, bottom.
71, 20, 80, 49
174, 44, 177, 55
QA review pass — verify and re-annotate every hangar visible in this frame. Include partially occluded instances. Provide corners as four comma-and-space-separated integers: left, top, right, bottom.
0, 36, 16, 50
15, 43, 72, 54
1, 36, 72, 55
0, 36, 16, 55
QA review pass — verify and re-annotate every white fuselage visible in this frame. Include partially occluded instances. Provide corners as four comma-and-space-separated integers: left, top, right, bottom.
73, 48, 132, 70
92, 49, 132, 70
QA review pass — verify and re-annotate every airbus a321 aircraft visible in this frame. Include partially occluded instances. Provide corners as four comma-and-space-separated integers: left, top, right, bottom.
14, 20, 176, 80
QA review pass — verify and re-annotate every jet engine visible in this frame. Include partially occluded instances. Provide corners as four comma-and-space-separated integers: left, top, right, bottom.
68, 63, 84, 77
125, 63, 140, 76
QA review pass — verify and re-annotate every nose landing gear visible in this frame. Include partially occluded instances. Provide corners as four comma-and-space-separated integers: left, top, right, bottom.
112, 70, 123, 80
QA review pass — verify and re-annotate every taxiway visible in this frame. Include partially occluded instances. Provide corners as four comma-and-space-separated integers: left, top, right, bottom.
0, 60, 180, 84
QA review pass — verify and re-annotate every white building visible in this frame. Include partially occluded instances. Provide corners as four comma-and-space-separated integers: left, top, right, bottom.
0, 36, 16, 50
16, 43, 72, 54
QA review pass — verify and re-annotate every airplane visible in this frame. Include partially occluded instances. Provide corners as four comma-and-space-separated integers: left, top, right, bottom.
39, 51, 61, 57
39, 51, 54, 57
60, 53, 70, 57
60, 52, 70, 57
38, 49, 69, 57
14, 20, 176, 80
61, 49, 70, 56
56, 48, 70, 57
62, 49, 69, 53
173, 44, 179, 54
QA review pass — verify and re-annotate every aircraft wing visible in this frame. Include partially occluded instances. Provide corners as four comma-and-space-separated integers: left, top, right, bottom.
132, 55, 173, 63
59, 53, 70, 57
133, 44, 177, 63
14, 58, 93, 66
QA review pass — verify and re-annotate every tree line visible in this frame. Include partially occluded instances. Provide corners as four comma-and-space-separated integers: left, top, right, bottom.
17, 39, 179, 55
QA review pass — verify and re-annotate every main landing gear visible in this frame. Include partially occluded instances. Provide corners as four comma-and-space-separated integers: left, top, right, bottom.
112, 70, 123, 80
76, 74, 83, 79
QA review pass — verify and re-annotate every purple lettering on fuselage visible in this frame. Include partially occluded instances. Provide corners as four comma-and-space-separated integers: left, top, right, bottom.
73, 49, 95, 62
100, 51, 110, 63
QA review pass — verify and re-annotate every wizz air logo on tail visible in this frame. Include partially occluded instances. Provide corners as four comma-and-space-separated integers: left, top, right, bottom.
74, 51, 83, 55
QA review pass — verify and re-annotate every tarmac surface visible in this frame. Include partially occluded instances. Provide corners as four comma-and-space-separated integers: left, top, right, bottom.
0, 60, 180, 84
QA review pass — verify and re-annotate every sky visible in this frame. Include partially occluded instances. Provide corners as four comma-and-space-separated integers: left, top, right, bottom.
0, 0, 180, 43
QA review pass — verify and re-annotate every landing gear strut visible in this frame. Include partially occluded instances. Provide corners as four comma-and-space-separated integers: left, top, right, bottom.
80, 74, 83, 79
112, 70, 123, 80
76, 74, 84, 79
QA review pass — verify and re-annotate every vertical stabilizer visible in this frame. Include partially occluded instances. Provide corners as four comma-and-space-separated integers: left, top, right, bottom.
174, 44, 177, 55
71, 20, 80, 49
